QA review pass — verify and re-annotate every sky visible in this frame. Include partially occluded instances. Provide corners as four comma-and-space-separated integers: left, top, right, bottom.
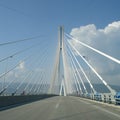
0, 0, 120, 40
0, 0, 120, 93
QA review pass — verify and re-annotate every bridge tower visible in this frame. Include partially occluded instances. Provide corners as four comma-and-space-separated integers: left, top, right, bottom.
49, 26, 68, 96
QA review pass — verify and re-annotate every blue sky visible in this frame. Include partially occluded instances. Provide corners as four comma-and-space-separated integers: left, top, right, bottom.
0, 0, 120, 60
0, 0, 120, 41
0, 0, 120, 93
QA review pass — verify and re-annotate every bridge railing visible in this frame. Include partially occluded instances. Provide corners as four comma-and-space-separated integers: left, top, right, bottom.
74, 93, 120, 105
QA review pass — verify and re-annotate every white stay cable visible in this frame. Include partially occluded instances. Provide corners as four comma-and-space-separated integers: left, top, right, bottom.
38, 71, 48, 94
64, 46, 75, 93
13, 71, 33, 95
64, 44, 82, 94
65, 42, 87, 94
49, 43, 60, 94
65, 33, 120, 64
67, 39, 116, 95
65, 38, 96, 94
23, 71, 34, 92
36, 72, 44, 94
71, 61, 80, 94
63, 49, 75, 94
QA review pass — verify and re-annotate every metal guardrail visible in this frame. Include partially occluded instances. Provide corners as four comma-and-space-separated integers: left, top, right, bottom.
76, 93, 119, 105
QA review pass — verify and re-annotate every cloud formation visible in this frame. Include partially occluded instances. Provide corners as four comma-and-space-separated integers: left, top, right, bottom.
70, 21, 120, 85
7, 61, 26, 79
16, 61, 25, 70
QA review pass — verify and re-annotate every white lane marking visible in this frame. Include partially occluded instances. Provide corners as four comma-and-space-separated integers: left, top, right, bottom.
55, 98, 61, 109
55, 103, 59, 109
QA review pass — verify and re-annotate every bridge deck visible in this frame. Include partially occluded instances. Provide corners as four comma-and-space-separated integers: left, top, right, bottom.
0, 96, 120, 120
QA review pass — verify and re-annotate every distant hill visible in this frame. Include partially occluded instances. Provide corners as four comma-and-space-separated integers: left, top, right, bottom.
81, 83, 120, 93
0, 82, 120, 95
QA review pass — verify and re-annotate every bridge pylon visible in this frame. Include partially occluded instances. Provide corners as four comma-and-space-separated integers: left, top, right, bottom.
49, 26, 70, 96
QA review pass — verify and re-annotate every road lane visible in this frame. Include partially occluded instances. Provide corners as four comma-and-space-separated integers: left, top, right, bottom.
0, 96, 120, 120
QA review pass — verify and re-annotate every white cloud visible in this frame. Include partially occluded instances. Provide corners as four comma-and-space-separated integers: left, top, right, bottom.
5, 61, 26, 80
69, 21, 120, 85
6, 61, 26, 79
16, 61, 25, 70
104, 21, 120, 34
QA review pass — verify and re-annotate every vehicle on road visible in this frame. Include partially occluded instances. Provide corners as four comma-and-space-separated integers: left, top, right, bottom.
114, 92, 120, 105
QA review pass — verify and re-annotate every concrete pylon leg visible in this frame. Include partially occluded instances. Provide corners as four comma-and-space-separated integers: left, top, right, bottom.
49, 26, 68, 95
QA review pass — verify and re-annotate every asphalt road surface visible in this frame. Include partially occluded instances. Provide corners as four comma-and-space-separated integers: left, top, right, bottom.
0, 96, 120, 120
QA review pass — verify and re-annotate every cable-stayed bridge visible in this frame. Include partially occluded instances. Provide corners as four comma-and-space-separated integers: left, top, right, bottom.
0, 27, 120, 120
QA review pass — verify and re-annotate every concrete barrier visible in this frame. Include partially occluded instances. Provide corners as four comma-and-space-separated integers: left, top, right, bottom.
0, 94, 56, 108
